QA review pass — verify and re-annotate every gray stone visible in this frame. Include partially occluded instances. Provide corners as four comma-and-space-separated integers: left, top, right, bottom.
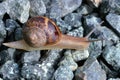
29, 0, 46, 17
77, 4, 93, 15
59, 50, 78, 71
67, 26, 83, 37
75, 57, 106, 80
14, 27, 23, 40
5, 0, 30, 23
71, 50, 89, 62
50, 0, 82, 18
64, 13, 82, 28
7, 48, 16, 60
0, 19, 6, 45
102, 42, 120, 70
0, 50, 10, 65
53, 66, 74, 80
108, 78, 120, 80
0, 2, 6, 19
109, 0, 120, 13
106, 13, 120, 33
0, 60, 19, 80
5, 19, 20, 35
22, 50, 40, 63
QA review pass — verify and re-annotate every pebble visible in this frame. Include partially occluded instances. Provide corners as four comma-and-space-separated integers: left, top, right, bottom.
0, 60, 19, 80
75, 57, 106, 80
108, 78, 120, 80
50, 0, 82, 18
59, 50, 78, 71
5, 19, 20, 36
22, 50, 40, 63
0, 19, 6, 45
106, 13, 120, 33
53, 66, 74, 80
102, 42, 120, 70
5, 0, 30, 23
14, 27, 23, 40
71, 50, 89, 62
29, 0, 46, 17
0, 2, 6, 19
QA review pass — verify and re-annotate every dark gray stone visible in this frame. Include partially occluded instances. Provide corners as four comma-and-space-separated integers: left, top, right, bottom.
0, 60, 19, 80
53, 66, 74, 80
5, 0, 30, 23
0, 19, 6, 46
75, 57, 106, 80
77, 4, 93, 15
50, 0, 82, 18
106, 13, 120, 33
102, 42, 120, 70
14, 27, 23, 40
22, 50, 40, 63
29, 0, 46, 17
5, 19, 20, 35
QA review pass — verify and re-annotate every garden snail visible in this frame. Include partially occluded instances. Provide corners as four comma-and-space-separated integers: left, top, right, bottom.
3, 16, 103, 51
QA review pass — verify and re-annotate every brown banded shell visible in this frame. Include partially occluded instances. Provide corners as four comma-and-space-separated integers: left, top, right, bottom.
23, 16, 61, 48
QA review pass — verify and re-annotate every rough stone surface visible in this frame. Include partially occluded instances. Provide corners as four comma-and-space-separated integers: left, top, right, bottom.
71, 50, 89, 62
109, 0, 120, 13
77, 4, 93, 15
75, 57, 106, 80
5, 0, 30, 23
0, 60, 19, 80
102, 43, 120, 70
53, 66, 74, 80
108, 78, 120, 80
22, 50, 40, 63
5, 19, 20, 36
29, 0, 46, 17
0, 2, 6, 19
14, 27, 23, 40
50, 0, 82, 18
7, 48, 16, 60
106, 13, 120, 33
59, 50, 78, 71
0, 19, 6, 45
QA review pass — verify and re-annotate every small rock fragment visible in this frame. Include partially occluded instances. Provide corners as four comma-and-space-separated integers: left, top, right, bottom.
75, 57, 106, 80
14, 27, 23, 40
0, 60, 19, 80
29, 0, 46, 17
50, 0, 82, 18
22, 50, 40, 63
5, 19, 20, 35
0, 19, 6, 45
0, 2, 6, 18
108, 78, 120, 80
5, 0, 30, 23
59, 50, 78, 71
102, 42, 120, 70
53, 66, 74, 80
72, 50, 89, 62
106, 13, 120, 33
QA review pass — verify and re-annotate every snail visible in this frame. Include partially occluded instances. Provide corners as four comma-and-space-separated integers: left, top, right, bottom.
3, 16, 103, 51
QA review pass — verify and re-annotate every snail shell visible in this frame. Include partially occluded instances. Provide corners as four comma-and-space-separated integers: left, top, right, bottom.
23, 16, 61, 47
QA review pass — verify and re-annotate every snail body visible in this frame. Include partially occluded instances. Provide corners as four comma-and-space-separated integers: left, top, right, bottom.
3, 16, 100, 51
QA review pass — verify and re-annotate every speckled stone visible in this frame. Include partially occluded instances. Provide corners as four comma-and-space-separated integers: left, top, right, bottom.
29, 0, 46, 17
5, 0, 30, 23
102, 42, 120, 70
106, 13, 120, 33
108, 78, 120, 80
0, 2, 6, 19
53, 66, 74, 80
0, 60, 19, 80
50, 0, 82, 18
75, 57, 106, 80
